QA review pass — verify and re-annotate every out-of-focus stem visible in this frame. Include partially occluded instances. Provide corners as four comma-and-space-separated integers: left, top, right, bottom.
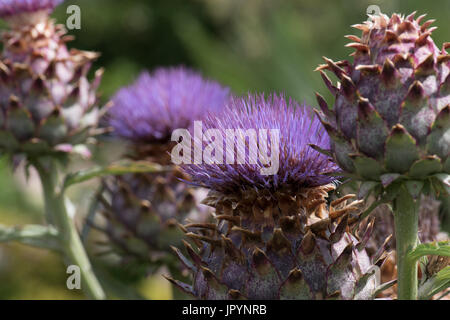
393, 185, 419, 300
34, 159, 105, 300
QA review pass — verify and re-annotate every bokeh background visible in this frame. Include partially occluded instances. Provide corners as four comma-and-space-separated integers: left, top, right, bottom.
0, 0, 449, 299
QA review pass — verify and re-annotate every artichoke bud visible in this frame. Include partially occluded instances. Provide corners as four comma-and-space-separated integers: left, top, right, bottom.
0, 0, 103, 161
315, 12, 450, 199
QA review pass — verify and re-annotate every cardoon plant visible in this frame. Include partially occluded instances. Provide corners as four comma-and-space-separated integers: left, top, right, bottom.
0, 0, 106, 299
167, 94, 389, 300
93, 67, 229, 280
315, 12, 450, 299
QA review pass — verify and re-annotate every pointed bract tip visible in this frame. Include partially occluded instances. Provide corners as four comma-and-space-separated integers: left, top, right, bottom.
299, 230, 316, 254
421, 19, 436, 32
286, 268, 303, 282
406, 80, 425, 101
390, 124, 407, 135
406, 11, 417, 21
344, 35, 362, 43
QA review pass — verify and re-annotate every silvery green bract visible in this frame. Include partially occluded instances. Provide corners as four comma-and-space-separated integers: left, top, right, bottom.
0, 1, 103, 162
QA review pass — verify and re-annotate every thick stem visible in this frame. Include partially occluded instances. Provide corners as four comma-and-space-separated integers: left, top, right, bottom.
35, 159, 105, 300
393, 185, 419, 300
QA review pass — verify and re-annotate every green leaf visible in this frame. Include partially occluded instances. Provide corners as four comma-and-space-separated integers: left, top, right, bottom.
0, 224, 60, 251
374, 279, 397, 298
408, 241, 450, 262
418, 266, 450, 300
63, 160, 168, 189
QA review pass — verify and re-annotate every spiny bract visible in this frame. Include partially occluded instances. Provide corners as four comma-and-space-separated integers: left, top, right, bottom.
315, 12, 450, 199
0, 0, 103, 161
95, 147, 210, 272
168, 94, 388, 300
93, 68, 229, 272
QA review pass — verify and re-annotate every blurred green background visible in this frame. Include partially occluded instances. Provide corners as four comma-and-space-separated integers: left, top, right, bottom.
0, 0, 449, 299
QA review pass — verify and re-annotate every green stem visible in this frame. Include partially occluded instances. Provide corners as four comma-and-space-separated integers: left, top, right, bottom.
393, 185, 419, 300
34, 159, 105, 300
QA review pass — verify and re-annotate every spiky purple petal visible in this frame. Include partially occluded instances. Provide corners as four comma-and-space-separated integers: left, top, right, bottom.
108, 67, 230, 143
183, 93, 338, 193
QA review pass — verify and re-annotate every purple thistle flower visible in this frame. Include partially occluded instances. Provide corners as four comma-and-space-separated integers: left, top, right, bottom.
169, 95, 380, 300
108, 67, 230, 143
0, 0, 63, 18
183, 93, 338, 194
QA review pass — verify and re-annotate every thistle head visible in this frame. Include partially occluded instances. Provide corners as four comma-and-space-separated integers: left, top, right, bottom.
169, 94, 384, 300
0, 0, 63, 26
183, 93, 338, 195
108, 67, 230, 146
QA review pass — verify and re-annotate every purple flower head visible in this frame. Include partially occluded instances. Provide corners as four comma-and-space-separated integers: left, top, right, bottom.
108, 67, 230, 143
182, 93, 338, 194
0, 0, 63, 18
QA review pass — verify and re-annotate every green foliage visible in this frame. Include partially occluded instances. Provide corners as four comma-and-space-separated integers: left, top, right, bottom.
408, 241, 450, 262
419, 267, 450, 300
